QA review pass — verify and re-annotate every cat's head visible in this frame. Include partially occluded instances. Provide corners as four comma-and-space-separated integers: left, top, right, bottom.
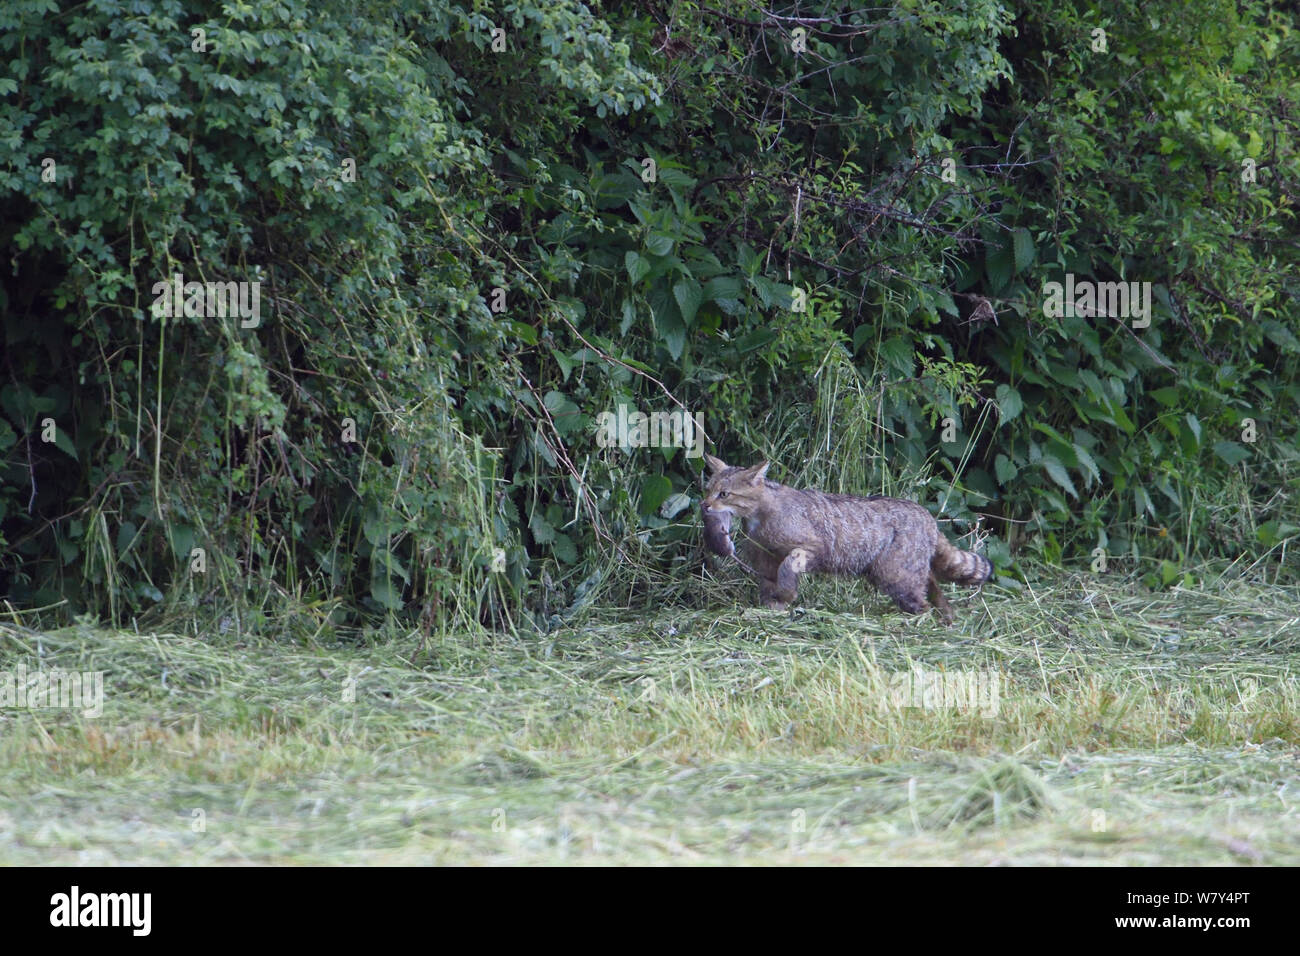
701, 455, 770, 518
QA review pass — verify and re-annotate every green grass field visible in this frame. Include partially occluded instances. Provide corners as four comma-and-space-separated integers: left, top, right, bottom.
2, 569, 1297, 865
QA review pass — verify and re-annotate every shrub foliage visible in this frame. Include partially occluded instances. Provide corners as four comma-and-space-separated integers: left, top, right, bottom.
1, 0, 1296, 630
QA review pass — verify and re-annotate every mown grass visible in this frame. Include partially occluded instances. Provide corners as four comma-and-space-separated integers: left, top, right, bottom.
1, 567, 1297, 864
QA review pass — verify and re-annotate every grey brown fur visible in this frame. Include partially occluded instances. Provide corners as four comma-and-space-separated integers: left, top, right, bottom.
701, 456, 992, 623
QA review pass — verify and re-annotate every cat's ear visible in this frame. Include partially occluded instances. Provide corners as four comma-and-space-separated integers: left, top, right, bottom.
704, 453, 728, 474
749, 461, 770, 484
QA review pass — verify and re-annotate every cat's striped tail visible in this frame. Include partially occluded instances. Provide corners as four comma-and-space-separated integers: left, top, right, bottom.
932, 537, 993, 586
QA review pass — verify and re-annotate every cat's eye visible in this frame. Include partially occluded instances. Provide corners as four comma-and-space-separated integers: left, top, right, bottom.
719, 491, 728, 498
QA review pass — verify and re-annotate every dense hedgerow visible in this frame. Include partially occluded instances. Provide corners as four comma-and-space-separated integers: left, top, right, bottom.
1, 0, 1296, 631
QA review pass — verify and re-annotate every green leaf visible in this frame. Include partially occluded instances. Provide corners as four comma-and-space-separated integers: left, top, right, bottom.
532, 427, 557, 467
1072, 443, 1100, 484
363, 515, 395, 546
169, 525, 195, 561
658, 167, 697, 189
645, 233, 674, 256
591, 171, 641, 209
52, 427, 78, 461
735, 329, 778, 353
640, 475, 672, 516
1012, 228, 1035, 274
995, 384, 1023, 422
1077, 368, 1107, 401
137, 583, 164, 603
878, 336, 914, 375
750, 275, 790, 309
378, 553, 410, 584
985, 537, 1012, 571
994, 453, 1018, 484
1213, 441, 1251, 466
649, 280, 686, 359
116, 521, 139, 557
934, 291, 959, 317
509, 321, 539, 346
1159, 560, 1181, 587
1257, 520, 1300, 547
1262, 320, 1300, 353
550, 347, 574, 382
370, 577, 404, 610
529, 512, 556, 544
702, 276, 743, 302
1094, 391, 1136, 434
1042, 457, 1077, 498
985, 245, 1013, 292
543, 390, 582, 436
551, 533, 577, 565
673, 278, 703, 326
625, 250, 651, 284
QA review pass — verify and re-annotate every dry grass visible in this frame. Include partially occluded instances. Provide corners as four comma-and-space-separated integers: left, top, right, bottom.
0, 566, 1296, 864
